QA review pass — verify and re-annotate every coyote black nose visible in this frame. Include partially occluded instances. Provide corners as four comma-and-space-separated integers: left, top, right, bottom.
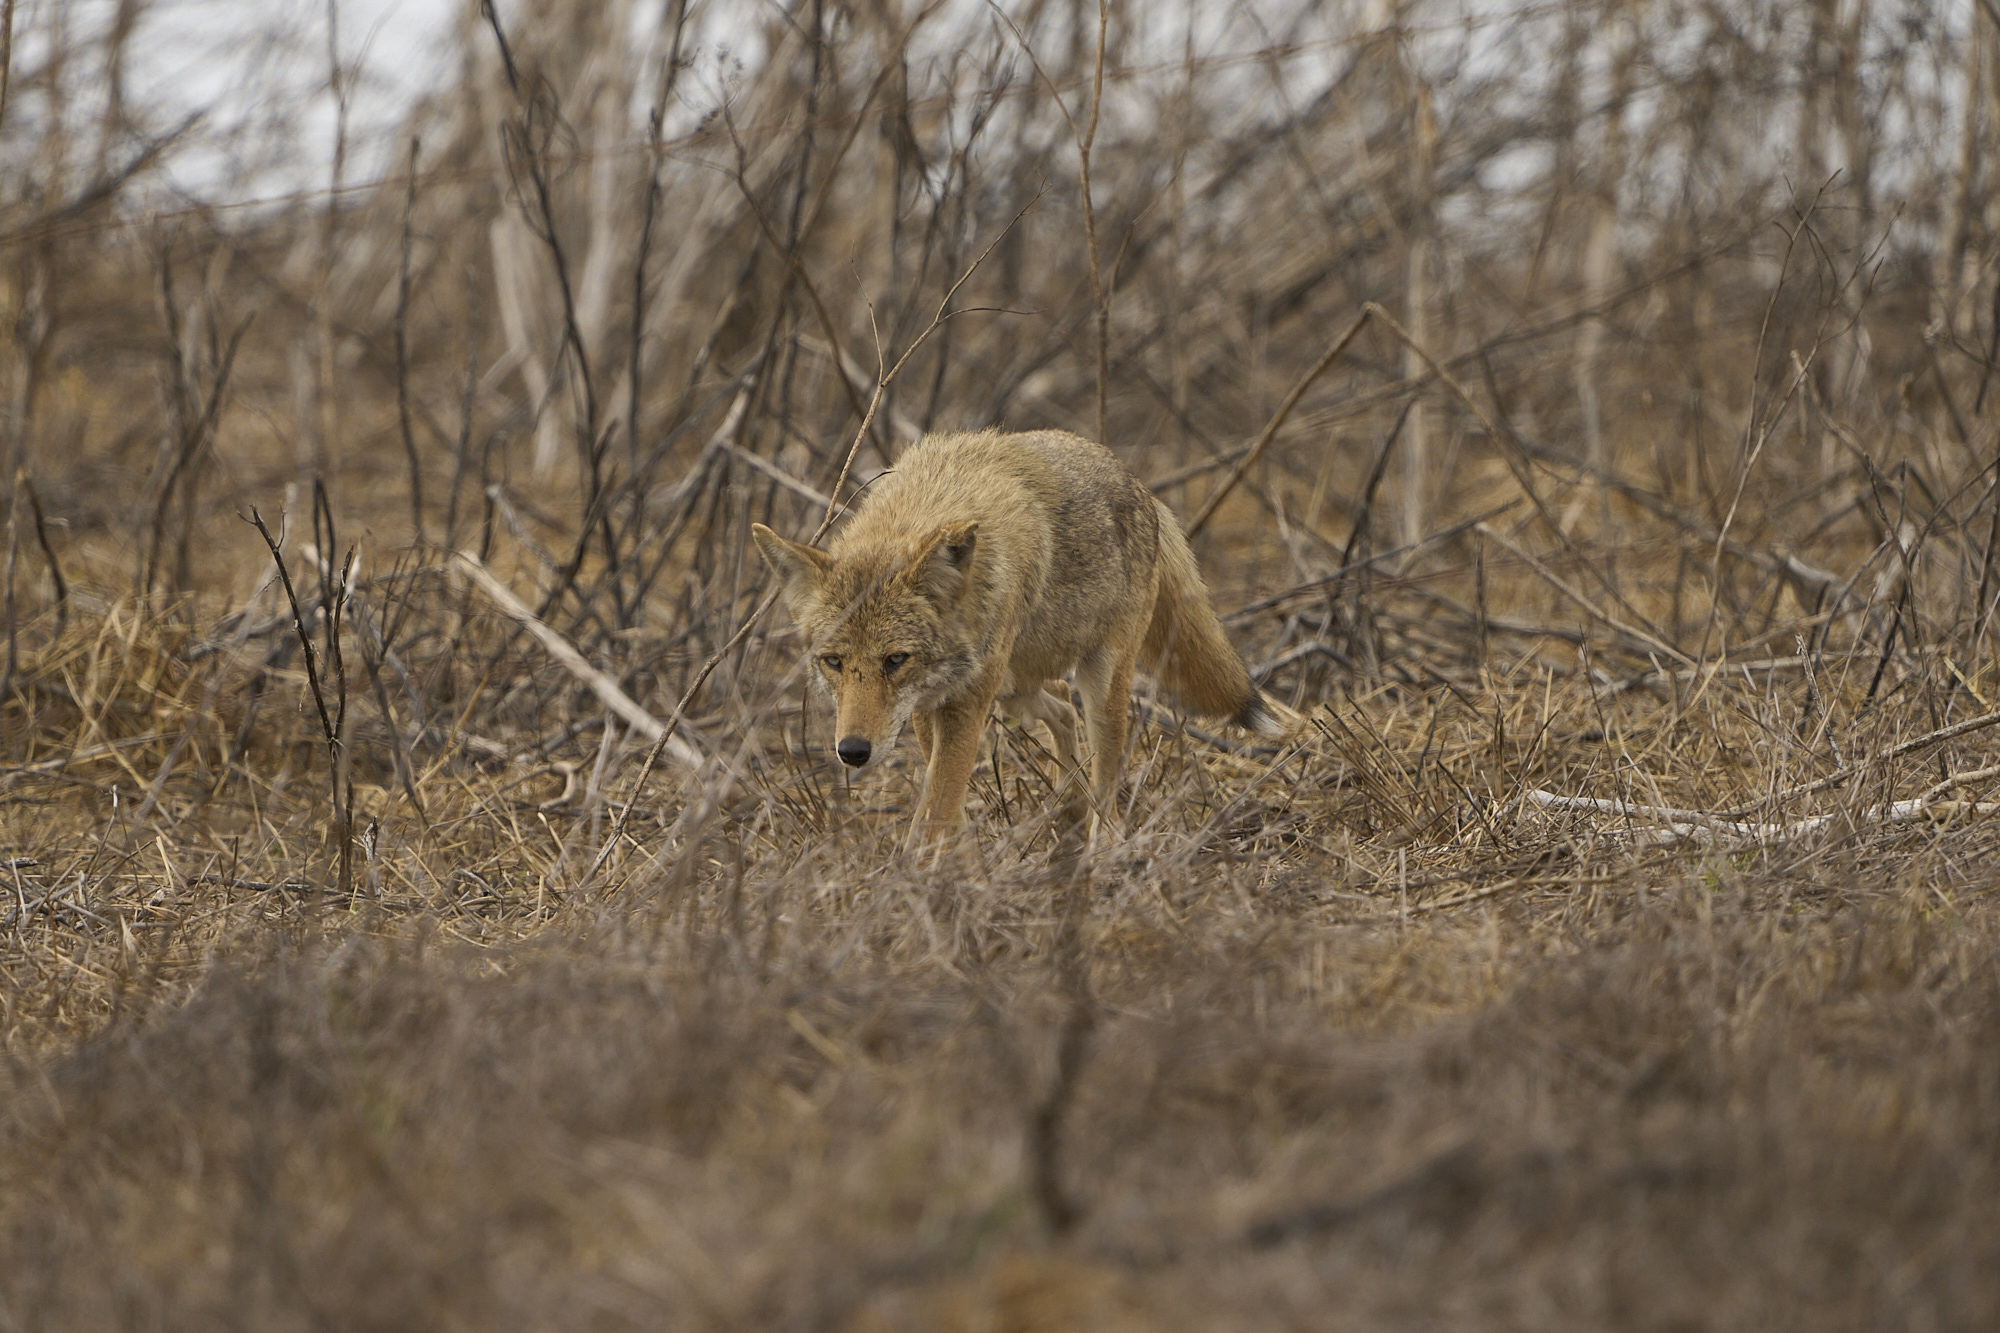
836, 737, 872, 767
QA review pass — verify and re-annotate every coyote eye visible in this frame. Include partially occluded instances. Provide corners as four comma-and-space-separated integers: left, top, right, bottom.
884, 652, 909, 673
820, 654, 842, 672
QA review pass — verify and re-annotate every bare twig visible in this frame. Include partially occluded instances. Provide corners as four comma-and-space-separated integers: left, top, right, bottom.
1476, 522, 1694, 667
1186, 307, 1372, 539
143, 260, 252, 597
1713, 705, 2000, 819
812, 185, 1043, 540
395, 136, 425, 542
21, 472, 63, 640
1229, 501, 1520, 621
0, 0, 15, 143
453, 552, 704, 772
247, 506, 353, 898
2, 470, 18, 704
1527, 786, 2000, 847
1362, 300, 1561, 539
991, 0, 1109, 444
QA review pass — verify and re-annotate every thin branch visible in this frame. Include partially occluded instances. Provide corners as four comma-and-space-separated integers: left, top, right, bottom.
247, 507, 341, 791
1714, 704, 2000, 818
1476, 522, 1695, 667
1185, 307, 1371, 539
0, 0, 16, 143
990, 0, 1109, 442
395, 135, 424, 542
21, 473, 64, 639
453, 553, 705, 773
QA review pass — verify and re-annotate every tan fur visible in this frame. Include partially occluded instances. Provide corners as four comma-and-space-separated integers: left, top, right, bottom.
752, 429, 1278, 840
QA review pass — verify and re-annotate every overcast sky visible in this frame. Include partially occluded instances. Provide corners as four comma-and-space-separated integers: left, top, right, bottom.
124, 0, 459, 201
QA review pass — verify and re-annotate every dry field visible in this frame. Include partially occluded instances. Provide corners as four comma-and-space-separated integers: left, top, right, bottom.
4, 1, 2000, 1328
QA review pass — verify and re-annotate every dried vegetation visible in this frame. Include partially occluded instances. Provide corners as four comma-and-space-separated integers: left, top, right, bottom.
4, 0, 2000, 1327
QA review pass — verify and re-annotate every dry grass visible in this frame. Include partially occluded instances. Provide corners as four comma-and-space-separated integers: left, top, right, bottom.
4, 0, 2000, 1327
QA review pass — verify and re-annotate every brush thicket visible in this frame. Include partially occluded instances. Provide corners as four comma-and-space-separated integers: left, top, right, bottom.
3, 1, 2000, 1327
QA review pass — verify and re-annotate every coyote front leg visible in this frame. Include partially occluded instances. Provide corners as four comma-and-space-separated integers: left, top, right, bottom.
911, 690, 997, 839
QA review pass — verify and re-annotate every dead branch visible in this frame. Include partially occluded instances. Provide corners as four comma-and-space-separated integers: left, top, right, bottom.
452, 551, 704, 773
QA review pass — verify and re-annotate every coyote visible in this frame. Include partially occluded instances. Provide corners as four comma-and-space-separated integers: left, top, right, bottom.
752, 429, 1281, 837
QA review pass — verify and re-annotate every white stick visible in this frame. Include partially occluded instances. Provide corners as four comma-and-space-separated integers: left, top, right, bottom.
453, 552, 705, 773
1523, 787, 2000, 848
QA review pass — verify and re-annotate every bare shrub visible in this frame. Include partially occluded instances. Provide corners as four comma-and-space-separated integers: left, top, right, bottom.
3, 0, 2000, 1326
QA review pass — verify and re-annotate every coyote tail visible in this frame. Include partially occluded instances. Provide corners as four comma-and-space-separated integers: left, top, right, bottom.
1141, 502, 1286, 736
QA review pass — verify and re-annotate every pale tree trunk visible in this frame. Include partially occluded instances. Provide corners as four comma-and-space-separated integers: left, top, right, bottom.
1978, 14, 2000, 356
1576, 0, 1639, 479
490, 212, 563, 474
1936, 6, 1985, 339
1823, 0, 1874, 424
1988, 14, 2000, 255
463, 0, 761, 478
315, 0, 349, 484
1796, 0, 1828, 194
568, 0, 637, 435
477, 0, 638, 478
1828, 0, 1875, 242
1402, 69, 1434, 548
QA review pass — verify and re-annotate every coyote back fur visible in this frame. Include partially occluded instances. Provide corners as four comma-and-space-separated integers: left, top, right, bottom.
753, 428, 1279, 837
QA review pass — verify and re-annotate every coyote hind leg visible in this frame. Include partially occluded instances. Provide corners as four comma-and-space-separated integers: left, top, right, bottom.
1074, 645, 1139, 838
1001, 682, 1085, 825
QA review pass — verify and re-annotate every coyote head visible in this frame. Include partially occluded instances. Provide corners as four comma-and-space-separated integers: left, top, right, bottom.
751, 520, 980, 769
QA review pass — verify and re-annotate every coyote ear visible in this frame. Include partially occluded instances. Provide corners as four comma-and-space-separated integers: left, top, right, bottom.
899, 521, 978, 605
751, 523, 833, 600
